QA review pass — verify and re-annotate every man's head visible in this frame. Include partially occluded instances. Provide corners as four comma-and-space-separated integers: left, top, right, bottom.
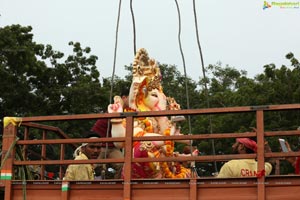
120, 88, 129, 108
232, 138, 257, 154
80, 132, 101, 159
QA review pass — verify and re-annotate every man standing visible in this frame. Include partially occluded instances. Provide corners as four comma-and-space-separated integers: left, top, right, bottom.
91, 89, 129, 178
64, 133, 101, 180
217, 138, 272, 178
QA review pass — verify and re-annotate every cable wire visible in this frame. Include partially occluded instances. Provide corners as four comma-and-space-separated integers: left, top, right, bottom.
175, 0, 198, 177
130, 0, 137, 55
110, 0, 122, 102
101, 0, 123, 179
192, 0, 217, 173
174, 0, 192, 134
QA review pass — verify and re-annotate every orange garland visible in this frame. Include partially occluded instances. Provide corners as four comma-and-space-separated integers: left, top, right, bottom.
133, 116, 190, 178
163, 128, 174, 156
161, 163, 191, 178
142, 118, 154, 133
133, 131, 146, 148
160, 128, 190, 178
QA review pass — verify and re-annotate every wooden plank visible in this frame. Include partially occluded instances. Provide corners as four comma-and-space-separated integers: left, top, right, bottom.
256, 110, 266, 200
2, 124, 17, 200
8, 177, 300, 200
189, 179, 197, 200
123, 116, 134, 200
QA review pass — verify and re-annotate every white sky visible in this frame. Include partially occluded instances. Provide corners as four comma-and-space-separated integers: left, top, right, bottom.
1, 0, 300, 81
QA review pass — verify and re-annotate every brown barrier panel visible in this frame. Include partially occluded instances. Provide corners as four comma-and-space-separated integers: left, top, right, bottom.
1, 124, 17, 200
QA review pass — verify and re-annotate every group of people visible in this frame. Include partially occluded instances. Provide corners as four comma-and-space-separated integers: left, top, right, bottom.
64, 132, 300, 180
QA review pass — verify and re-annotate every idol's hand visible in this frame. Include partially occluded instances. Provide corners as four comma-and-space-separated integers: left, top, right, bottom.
108, 96, 123, 113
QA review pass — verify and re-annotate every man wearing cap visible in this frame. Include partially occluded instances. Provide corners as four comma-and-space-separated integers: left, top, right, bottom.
63, 133, 101, 180
217, 138, 273, 178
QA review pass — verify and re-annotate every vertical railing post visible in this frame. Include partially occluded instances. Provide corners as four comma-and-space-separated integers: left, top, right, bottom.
189, 179, 197, 200
123, 116, 133, 200
61, 181, 70, 200
256, 110, 266, 200
40, 130, 46, 180
1, 123, 18, 200
59, 144, 65, 180
22, 127, 29, 160
275, 159, 280, 175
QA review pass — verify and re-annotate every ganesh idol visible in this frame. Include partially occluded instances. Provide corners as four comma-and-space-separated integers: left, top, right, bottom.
108, 48, 198, 179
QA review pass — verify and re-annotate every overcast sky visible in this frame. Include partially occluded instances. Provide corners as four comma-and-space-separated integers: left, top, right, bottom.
1, 0, 300, 81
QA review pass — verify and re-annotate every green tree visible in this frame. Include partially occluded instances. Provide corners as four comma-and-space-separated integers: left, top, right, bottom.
0, 25, 47, 117
0, 25, 105, 137
254, 53, 300, 131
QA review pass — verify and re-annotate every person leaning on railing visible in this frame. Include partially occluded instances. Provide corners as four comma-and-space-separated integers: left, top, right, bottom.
216, 138, 273, 178
63, 133, 101, 181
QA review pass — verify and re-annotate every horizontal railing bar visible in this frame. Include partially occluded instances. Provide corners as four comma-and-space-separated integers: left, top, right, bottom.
16, 132, 257, 145
14, 151, 300, 166
13, 154, 256, 166
18, 104, 300, 122
17, 137, 125, 145
264, 130, 300, 137
265, 152, 300, 158
132, 132, 257, 141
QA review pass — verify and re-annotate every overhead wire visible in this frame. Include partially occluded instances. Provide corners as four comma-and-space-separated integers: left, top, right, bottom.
174, 0, 192, 135
174, 0, 197, 177
130, 0, 137, 55
192, 0, 218, 173
101, 0, 123, 179
109, 0, 123, 102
